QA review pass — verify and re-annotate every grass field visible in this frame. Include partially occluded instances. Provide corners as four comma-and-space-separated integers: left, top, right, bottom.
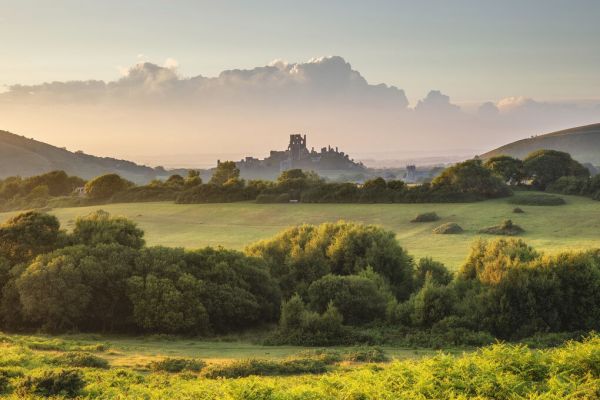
1, 191, 599, 269
0, 193, 600, 269
0, 333, 443, 369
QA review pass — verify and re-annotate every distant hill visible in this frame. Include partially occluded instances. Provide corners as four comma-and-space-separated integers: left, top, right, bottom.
481, 123, 600, 165
0, 130, 177, 183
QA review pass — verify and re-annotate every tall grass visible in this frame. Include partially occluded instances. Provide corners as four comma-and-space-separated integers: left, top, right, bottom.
0, 334, 597, 399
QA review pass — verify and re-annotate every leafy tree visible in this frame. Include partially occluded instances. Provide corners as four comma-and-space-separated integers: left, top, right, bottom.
246, 222, 415, 300
166, 174, 185, 187
0, 212, 62, 265
84, 173, 133, 200
127, 246, 209, 334
411, 277, 456, 327
72, 210, 145, 249
431, 159, 511, 199
15, 244, 138, 332
523, 149, 589, 190
414, 258, 453, 288
484, 156, 524, 184
184, 170, 202, 187
307, 274, 387, 325
210, 161, 240, 186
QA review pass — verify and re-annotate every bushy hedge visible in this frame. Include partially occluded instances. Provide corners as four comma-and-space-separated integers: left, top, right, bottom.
508, 193, 566, 206
201, 357, 328, 378
148, 358, 206, 373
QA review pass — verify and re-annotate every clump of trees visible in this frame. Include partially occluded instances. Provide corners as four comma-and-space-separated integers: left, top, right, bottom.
1, 212, 599, 344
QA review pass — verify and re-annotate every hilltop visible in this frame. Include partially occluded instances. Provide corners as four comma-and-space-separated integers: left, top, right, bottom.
0, 130, 177, 183
481, 123, 600, 165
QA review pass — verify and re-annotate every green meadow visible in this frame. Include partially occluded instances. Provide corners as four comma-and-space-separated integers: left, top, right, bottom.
2, 191, 598, 268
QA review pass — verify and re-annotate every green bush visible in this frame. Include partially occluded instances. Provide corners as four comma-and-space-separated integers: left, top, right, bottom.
512, 207, 524, 213
148, 357, 206, 373
51, 352, 109, 369
342, 347, 387, 362
201, 357, 328, 379
508, 193, 565, 206
411, 212, 440, 222
432, 222, 463, 234
16, 369, 85, 398
0, 369, 9, 394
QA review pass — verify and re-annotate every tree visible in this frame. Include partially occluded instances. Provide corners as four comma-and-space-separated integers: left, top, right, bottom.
484, 156, 524, 184
431, 159, 511, 199
523, 150, 589, 190
166, 174, 185, 187
411, 277, 456, 327
210, 161, 240, 186
84, 174, 132, 200
14, 244, 138, 332
72, 210, 145, 249
307, 274, 387, 325
184, 170, 202, 187
0, 212, 62, 265
246, 222, 415, 300
414, 258, 453, 288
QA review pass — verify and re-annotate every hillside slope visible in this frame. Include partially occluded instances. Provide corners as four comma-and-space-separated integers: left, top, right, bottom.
481, 123, 600, 165
0, 130, 172, 183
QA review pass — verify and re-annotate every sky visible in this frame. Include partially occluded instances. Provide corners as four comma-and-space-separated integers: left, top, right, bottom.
0, 0, 599, 166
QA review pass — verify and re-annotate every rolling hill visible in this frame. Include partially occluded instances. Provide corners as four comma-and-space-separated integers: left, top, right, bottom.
0, 130, 179, 183
481, 123, 600, 165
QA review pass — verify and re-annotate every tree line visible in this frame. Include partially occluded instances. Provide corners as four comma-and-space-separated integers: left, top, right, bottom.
0, 212, 598, 345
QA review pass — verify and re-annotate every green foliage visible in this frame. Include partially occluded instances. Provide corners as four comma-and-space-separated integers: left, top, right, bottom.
51, 352, 110, 369
484, 155, 524, 183
508, 193, 566, 206
410, 278, 457, 327
201, 357, 328, 378
210, 161, 240, 186
274, 296, 350, 346
410, 211, 439, 222
432, 222, 463, 234
523, 149, 589, 189
16, 369, 85, 398
307, 274, 387, 325
0, 211, 62, 265
341, 347, 387, 362
414, 258, 453, 288
72, 210, 145, 248
431, 159, 512, 200
512, 207, 524, 213
148, 357, 206, 373
84, 173, 133, 200
246, 221, 415, 300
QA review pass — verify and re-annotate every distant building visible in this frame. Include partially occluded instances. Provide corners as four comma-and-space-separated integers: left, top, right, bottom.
236, 134, 365, 178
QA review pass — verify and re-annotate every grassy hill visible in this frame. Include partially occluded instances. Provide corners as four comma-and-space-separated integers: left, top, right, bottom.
2, 191, 598, 269
481, 123, 600, 165
0, 130, 176, 183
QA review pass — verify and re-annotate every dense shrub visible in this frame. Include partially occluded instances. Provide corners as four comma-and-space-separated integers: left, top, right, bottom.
508, 193, 566, 206
51, 352, 110, 369
432, 222, 463, 234
72, 210, 145, 249
414, 258, 453, 288
512, 207, 524, 213
307, 274, 387, 325
523, 149, 589, 189
85, 174, 132, 200
201, 357, 328, 378
16, 369, 85, 398
411, 212, 439, 222
342, 347, 387, 362
246, 222, 415, 300
148, 357, 206, 373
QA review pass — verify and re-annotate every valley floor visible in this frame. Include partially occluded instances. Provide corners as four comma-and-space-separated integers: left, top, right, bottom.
1, 191, 598, 268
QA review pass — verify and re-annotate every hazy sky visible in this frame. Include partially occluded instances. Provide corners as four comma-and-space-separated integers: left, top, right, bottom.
2, 0, 599, 104
0, 1, 599, 166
